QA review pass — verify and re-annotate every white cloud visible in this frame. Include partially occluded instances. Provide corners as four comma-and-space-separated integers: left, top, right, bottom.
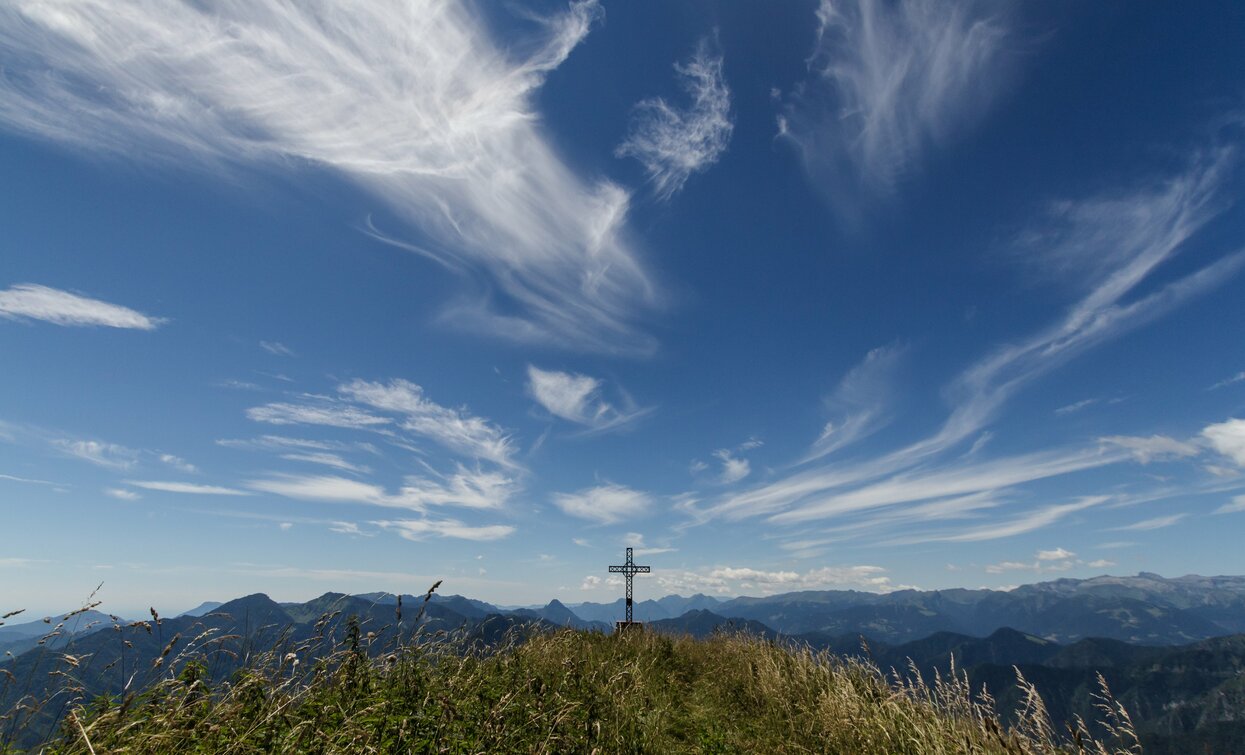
340, 379, 516, 467
159, 454, 198, 474
658, 564, 895, 596
374, 518, 514, 542
895, 496, 1110, 545
104, 487, 139, 500
526, 366, 648, 432
616, 39, 732, 200
0, 283, 164, 329
1055, 398, 1098, 416
1210, 372, 1245, 390
279, 452, 370, 474
246, 402, 391, 430
782, 0, 1014, 197
572, 538, 591, 548
1036, 547, 1075, 561
1100, 435, 1200, 464
126, 480, 250, 495
328, 521, 368, 536
53, 439, 139, 469
1086, 559, 1115, 569
713, 449, 751, 484
552, 484, 652, 524
702, 148, 1241, 535
621, 532, 677, 557
1202, 418, 1245, 467
805, 343, 905, 462
0, 0, 658, 353
580, 575, 602, 590
985, 548, 1081, 574
278, 522, 293, 531
248, 468, 514, 511
1214, 495, 1245, 514
1111, 513, 1188, 531
0, 473, 57, 486
259, 341, 296, 357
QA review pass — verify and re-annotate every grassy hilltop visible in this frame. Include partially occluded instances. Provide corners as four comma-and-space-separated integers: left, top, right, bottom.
4, 625, 1141, 754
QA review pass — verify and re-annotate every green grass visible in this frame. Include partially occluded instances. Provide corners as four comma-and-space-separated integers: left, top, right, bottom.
8, 625, 1143, 754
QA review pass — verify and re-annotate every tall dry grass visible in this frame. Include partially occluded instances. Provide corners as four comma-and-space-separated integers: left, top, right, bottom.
2, 587, 1142, 754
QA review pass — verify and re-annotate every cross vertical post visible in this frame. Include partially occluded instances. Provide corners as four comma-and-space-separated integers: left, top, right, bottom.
608, 546, 651, 631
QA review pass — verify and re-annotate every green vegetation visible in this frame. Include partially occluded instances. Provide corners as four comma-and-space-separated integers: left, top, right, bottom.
5, 625, 1142, 754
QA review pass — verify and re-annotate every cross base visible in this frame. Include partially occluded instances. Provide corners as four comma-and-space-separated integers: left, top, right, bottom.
615, 621, 644, 634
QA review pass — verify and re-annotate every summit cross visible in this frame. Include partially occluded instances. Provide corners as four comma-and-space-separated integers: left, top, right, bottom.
608, 546, 651, 629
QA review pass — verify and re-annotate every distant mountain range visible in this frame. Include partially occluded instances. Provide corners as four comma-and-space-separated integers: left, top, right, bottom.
7, 572, 1245, 750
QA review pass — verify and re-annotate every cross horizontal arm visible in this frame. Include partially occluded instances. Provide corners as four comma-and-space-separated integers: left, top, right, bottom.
634, 567, 650, 573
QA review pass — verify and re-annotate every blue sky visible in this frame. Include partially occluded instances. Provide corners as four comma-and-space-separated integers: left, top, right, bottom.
2, 0, 1245, 616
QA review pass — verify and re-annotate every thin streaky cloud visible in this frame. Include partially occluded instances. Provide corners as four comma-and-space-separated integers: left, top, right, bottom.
259, 341, 296, 357
803, 343, 905, 463
616, 38, 733, 200
0, 284, 164, 329
1055, 398, 1098, 416
0, 0, 659, 354
125, 480, 251, 496
248, 467, 515, 512
890, 496, 1110, 545
374, 518, 515, 542
339, 379, 517, 467
0, 473, 58, 486
1110, 513, 1188, 531
1209, 371, 1245, 390
279, 452, 371, 474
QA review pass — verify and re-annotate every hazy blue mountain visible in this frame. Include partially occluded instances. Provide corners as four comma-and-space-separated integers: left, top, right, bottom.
565, 598, 672, 624
0, 610, 118, 659
177, 601, 223, 617
654, 594, 722, 616
711, 574, 1245, 644
509, 600, 611, 631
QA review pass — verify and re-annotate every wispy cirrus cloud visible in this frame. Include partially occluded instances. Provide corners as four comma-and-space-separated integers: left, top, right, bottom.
780, 0, 1016, 199
804, 343, 905, 463
52, 439, 139, 469
1214, 495, 1245, 514
552, 484, 652, 524
0, 0, 659, 354
893, 496, 1109, 545
526, 366, 650, 433
695, 146, 1242, 545
0, 284, 165, 330
339, 379, 516, 467
259, 341, 296, 357
1209, 372, 1245, 390
248, 467, 515, 512
1110, 513, 1188, 532
125, 480, 250, 496
374, 518, 514, 542
1100, 435, 1201, 464
658, 564, 898, 596
616, 39, 733, 200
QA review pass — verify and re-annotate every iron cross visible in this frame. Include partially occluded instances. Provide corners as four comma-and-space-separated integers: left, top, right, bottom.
608, 546, 651, 624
